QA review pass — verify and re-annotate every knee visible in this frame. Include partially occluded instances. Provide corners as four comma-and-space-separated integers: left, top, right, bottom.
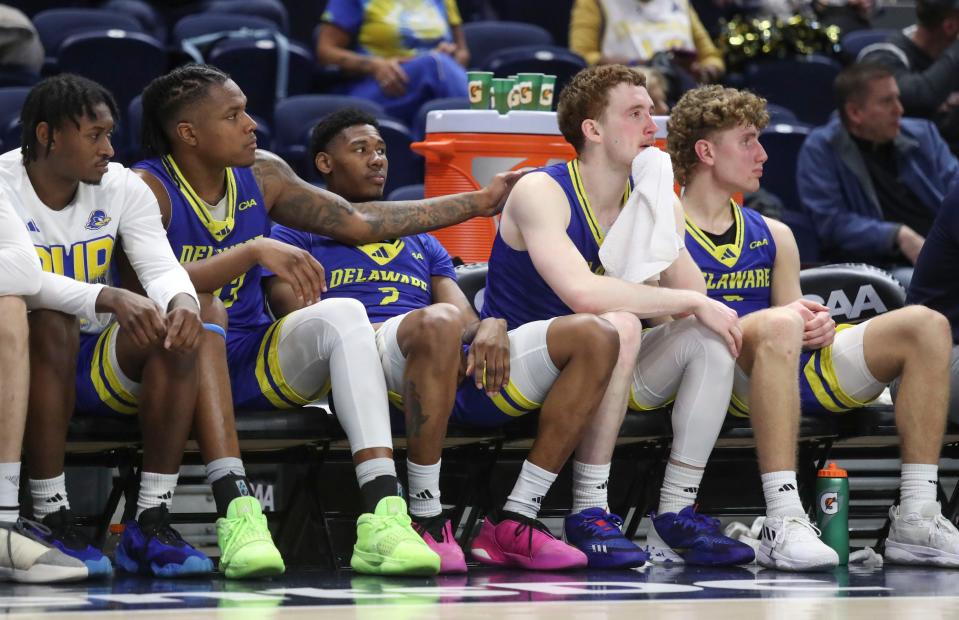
198, 293, 228, 330
683, 317, 736, 367
28, 310, 78, 363
401, 303, 463, 353
308, 297, 370, 331
564, 314, 620, 371
0, 296, 28, 351
901, 306, 951, 352
752, 308, 803, 358
601, 311, 642, 359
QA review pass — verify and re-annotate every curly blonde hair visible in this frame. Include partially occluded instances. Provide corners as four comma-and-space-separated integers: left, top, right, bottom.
557, 65, 646, 153
666, 86, 769, 185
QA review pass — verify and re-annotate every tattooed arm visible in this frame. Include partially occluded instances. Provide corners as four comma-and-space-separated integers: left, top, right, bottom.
252, 150, 520, 244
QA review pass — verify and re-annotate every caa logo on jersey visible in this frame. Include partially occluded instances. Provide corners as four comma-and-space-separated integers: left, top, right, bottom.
238, 199, 258, 211
819, 491, 839, 514
749, 238, 769, 249
85, 209, 112, 231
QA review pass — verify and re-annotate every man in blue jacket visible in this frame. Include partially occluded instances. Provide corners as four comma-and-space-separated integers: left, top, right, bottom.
797, 62, 958, 286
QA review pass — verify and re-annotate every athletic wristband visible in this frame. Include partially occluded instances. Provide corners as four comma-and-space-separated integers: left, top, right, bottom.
202, 322, 226, 339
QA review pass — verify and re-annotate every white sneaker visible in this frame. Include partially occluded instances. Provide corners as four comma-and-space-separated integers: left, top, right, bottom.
885, 501, 959, 568
757, 516, 839, 571
0, 520, 88, 583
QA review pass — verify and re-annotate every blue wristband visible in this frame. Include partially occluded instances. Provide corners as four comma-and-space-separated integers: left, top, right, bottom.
202, 322, 226, 339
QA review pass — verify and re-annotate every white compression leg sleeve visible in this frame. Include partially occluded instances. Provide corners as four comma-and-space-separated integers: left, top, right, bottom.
276, 298, 393, 454
631, 317, 736, 467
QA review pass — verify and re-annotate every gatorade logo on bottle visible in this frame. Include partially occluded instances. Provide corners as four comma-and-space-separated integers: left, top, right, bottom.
820, 491, 839, 515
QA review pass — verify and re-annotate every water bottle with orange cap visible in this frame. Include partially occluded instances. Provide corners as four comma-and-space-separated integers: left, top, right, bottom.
815, 462, 849, 564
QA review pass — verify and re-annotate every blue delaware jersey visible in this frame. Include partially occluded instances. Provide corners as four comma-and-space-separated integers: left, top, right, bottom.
685, 203, 875, 415
268, 225, 457, 323
685, 202, 776, 318
482, 159, 631, 329
133, 156, 272, 337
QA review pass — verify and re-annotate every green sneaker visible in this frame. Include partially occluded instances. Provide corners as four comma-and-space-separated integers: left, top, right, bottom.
351, 496, 441, 576
216, 497, 286, 579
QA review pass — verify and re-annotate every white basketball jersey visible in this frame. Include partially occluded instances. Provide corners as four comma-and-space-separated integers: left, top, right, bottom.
599, 0, 696, 62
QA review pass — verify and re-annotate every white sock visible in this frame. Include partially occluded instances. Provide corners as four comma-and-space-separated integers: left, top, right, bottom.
900, 463, 938, 513
205, 456, 246, 485
0, 462, 19, 523
503, 460, 556, 519
29, 474, 69, 520
354, 457, 397, 487
658, 462, 703, 515
136, 472, 179, 517
761, 470, 806, 518
407, 459, 442, 518
572, 461, 610, 513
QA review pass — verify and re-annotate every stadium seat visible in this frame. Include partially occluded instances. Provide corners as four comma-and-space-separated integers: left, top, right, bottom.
765, 103, 801, 126
123, 95, 144, 165
102, 0, 167, 43
56, 31, 167, 119
171, 13, 278, 45
205, 0, 290, 34
843, 28, 896, 62
799, 262, 906, 323
413, 97, 470, 141
0, 87, 31, 152
386, 184, 424, 202
462, 21, 553, 70
483, 45, 587, 106
207, 38, 314, 125
743, 55, 842, 126
32, 8, 143, 65
273, 95, 386, 178
377, 119, 423, 197
0, 66, 39, 88
760, 123, 819, 262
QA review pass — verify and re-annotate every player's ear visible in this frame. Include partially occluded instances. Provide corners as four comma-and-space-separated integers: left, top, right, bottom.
694, 138, 714, 166
581, 118, 601, 146
175, 121, 198, 148
35, 122, 52, 150
314, 151, 333, 175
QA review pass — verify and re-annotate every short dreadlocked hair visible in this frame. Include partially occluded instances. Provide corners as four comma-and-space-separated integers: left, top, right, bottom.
667, 85, 769, 185
309, 108, 380, 163
140, 64, 230, 156
20, 74, 119, 163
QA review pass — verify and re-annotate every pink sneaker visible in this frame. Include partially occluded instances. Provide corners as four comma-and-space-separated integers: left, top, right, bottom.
470, 512, 588, 570
412, 517, 467, 574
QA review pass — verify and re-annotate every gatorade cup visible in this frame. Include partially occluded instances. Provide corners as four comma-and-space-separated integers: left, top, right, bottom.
516, 72, 543, 110
507, 79, 523, 111
539, 74, 556, 111
492, 78, 513, 114
816, 462, 849, 565
467, 71, 493, 110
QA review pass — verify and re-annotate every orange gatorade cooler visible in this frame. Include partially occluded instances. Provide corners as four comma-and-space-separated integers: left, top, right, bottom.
411, 111, 670, 263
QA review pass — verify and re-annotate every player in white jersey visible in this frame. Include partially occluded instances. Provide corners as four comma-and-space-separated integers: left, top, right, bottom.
3, 74, 217, 579
0, 193, 87, 583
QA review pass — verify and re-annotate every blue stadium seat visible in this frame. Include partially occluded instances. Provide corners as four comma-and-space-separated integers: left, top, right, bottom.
32, 9, 143, 64
56, 31, 167, 118
172, 14, 278, 45
205, 0, 290, 34
744, 55, 842, 126
207, 38, 314, 125
413, 97, 470, 141
843, 28, 896, 61
273, 95, 386, 178
0, 87, 30, 153
102, 0, 167, 43
483, 45, 587, 106
387, 184, 424, 202
761, 124, 820, 263
124, 95, 144, 165
377, 119, 423, 197
0, 67, 38, 88
462, 21, 553, 70
765, 103, 801, 126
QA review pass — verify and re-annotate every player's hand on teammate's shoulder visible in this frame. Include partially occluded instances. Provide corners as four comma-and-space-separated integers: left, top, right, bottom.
466, 317, 510, 397
96, 287, 167, 349
475, 169, 528, 217
693, 295, 742, 358
254, 238, 327, 306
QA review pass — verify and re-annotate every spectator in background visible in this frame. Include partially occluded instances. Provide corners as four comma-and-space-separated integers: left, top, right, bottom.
634, 66, 670, 114
908, 184, 959, 423
568, 0, 725, 90
797, 62, 959, 287
0, 4, 42, 75
316, 0, 469, 126
859, 0, 959, 156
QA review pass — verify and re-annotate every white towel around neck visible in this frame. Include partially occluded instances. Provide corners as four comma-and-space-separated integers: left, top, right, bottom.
598, 147, 683, 283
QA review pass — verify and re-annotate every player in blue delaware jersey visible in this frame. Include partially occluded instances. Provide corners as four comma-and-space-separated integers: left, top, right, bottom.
134, 65, 519, 577
670, 84, 959, 570
483, 64, 756, 568
266, 109, 620, 572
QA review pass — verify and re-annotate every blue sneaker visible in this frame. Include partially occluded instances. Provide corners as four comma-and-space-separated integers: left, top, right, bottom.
115, 504, 214, 577
647, 506, 755, 566
563, 508, 649, 568
26, 507, 113, 578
